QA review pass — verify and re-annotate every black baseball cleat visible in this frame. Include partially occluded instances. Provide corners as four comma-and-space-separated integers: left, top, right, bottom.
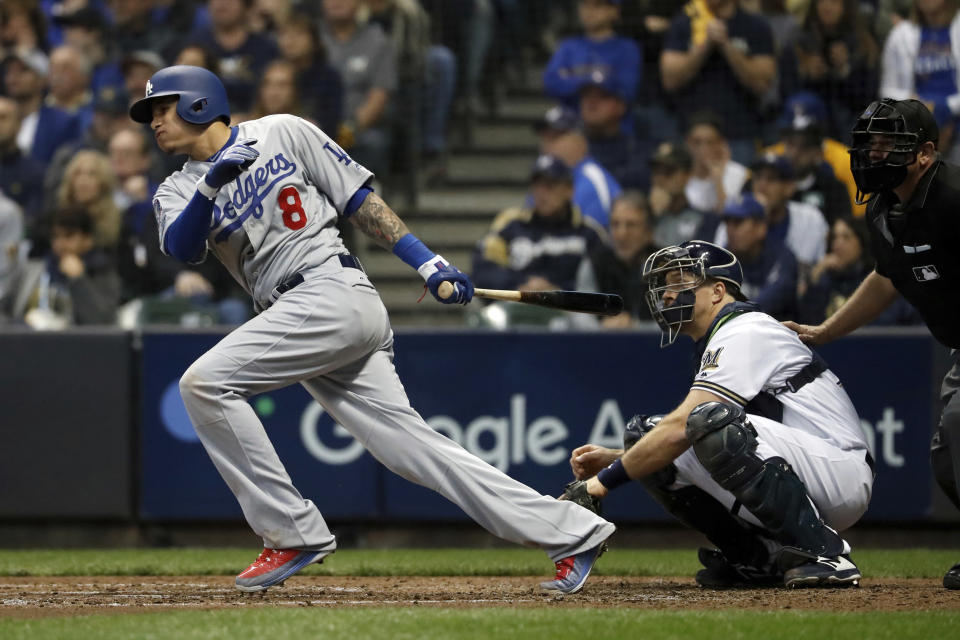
943, 562, 960, 590
783, 554, 861, 588
694, 548, 782, 589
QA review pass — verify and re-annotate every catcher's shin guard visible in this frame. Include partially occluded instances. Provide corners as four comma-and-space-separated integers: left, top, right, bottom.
685, 402, 845, 566
625, 414, 769, 568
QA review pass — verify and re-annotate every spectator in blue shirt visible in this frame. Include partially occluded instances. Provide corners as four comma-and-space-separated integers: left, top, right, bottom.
579, 69, 651, 190
535, 105, 623, 227
721, 191, 798, 320
0, 96, 44, 226
544, 0, 641, 134
661, 0, 776, 164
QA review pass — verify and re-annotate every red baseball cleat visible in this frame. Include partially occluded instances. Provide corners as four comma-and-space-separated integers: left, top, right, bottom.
235, 547, 330, 592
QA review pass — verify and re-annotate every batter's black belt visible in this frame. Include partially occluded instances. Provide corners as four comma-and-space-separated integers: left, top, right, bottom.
265, 254, 364, 308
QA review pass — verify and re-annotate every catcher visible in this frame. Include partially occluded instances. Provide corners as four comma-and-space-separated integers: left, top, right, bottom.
562, 239, 874, 588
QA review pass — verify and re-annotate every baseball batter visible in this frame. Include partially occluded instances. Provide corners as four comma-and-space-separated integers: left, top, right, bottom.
130, 66, 614, 594
563, 240, 874, 588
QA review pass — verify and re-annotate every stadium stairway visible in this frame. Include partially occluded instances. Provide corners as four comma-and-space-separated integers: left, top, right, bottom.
357, 83, 553, 327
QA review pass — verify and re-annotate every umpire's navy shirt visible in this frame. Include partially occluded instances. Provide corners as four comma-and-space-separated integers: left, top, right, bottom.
866, 158, 960, 348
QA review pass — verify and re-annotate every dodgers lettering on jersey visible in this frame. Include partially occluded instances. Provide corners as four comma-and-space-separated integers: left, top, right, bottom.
152, 115, 372, 307
690, 312, 867, 451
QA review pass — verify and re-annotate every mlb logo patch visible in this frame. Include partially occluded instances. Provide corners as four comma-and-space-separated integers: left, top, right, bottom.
913, 265, 940, 281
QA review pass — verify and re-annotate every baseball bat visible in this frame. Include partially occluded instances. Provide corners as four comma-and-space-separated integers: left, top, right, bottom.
437, 281, 623, 316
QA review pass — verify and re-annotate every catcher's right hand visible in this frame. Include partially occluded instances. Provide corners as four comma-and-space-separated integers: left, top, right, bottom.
558, 479, 603, 516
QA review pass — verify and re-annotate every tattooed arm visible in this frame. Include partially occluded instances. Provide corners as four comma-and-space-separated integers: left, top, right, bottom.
348, 191, 474, 304
348, 192, 410, 249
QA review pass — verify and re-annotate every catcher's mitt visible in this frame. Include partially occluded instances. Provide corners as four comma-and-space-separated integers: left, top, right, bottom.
558, 480, 603, 516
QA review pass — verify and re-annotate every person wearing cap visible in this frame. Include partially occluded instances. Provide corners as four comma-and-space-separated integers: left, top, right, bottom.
535, 105, 623, 227
767, 92, 864, 216
579, 69, 650, 190
54, 6, 125, 105
711, 154, 828, 274
786, 98, 960, 589
721, 191, 798, 320
661, 0, 776, 165
648, 141, 705, 247
472, 154, 607, 293
543, 0, 640, 133
0, 96, 44, 226
2, 48, 81, 165
777, 108, 853, 224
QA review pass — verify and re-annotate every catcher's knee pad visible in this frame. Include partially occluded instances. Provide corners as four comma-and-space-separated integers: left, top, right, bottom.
685, 402, 762, 492
623, 413, 675, 487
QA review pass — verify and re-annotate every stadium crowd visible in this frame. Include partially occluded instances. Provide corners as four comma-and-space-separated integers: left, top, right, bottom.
0, 0, 936, 329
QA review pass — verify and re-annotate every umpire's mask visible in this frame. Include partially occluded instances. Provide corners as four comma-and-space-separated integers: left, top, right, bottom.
849, 99, 937, 204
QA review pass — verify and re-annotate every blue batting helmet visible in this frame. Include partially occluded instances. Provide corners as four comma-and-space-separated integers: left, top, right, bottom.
129, 65, 230, 125
642, 240, 744, 346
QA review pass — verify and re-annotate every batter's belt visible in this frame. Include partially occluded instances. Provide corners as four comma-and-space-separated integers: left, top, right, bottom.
264, 254, 365, 309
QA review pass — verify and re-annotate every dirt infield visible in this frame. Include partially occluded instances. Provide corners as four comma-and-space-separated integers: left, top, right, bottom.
1, 576, 957, 618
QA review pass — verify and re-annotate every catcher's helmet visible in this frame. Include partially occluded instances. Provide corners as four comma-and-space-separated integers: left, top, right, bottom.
848, 98, 938, 203
642, 240, 743, 347
129, 65, 230, 126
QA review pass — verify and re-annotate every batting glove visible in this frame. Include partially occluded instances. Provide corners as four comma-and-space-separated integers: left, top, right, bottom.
204, 138, 259, 191
423, 260, 474, 305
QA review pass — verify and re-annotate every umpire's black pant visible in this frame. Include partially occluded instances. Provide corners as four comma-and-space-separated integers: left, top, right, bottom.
932, 350, 960, 508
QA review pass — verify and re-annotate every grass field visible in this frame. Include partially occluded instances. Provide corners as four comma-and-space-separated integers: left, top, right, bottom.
0, 548, 958, 639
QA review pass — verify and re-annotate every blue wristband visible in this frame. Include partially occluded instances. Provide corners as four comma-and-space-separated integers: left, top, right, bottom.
392, 233, 436, 270
596, 459, 631, 491
343, 186, 373, 218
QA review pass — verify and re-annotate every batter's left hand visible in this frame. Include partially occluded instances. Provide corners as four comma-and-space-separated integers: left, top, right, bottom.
426, 265, 474, 304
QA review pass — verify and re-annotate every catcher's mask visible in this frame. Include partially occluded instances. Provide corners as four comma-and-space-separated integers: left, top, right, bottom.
643, 241, 743, 347
848, 99, 937, 204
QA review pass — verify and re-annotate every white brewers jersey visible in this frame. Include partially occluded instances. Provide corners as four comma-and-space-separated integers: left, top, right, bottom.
152, 115, 373, 307
690, 311, 867, 452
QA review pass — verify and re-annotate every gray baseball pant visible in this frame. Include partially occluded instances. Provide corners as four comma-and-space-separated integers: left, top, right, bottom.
178, 260, 614, 561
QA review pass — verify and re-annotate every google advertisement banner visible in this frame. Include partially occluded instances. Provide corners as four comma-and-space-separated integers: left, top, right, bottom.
140, 330, 936, 521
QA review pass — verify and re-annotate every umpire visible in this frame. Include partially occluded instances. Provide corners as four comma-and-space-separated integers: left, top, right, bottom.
785, 98, 960, 590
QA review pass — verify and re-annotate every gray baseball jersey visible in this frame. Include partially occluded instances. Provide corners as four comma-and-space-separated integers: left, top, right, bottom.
164, 115, 615, 562
153, 114, 371, 308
